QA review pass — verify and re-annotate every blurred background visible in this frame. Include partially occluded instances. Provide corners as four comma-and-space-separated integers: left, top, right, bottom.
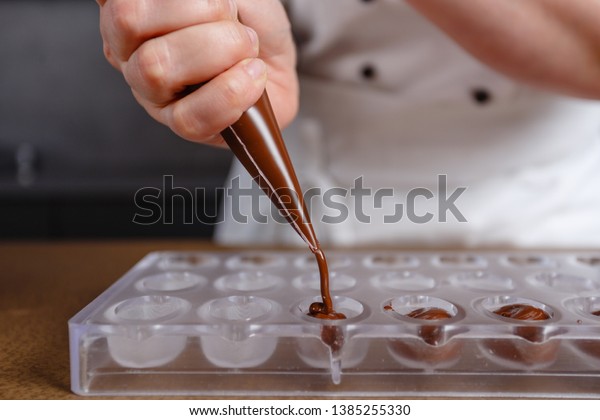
0, 0, 233, 239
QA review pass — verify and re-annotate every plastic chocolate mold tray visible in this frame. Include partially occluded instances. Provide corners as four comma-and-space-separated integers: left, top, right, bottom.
69, 251, 600, 397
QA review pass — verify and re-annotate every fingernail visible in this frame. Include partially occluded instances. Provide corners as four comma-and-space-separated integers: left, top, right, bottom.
245, 26, 259, 51
244, 58, 266, 80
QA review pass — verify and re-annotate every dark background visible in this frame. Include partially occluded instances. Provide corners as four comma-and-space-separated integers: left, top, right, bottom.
0, 0, 233, 239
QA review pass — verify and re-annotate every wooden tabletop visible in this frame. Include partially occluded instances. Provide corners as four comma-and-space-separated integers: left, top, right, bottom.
0, 240, 230, 399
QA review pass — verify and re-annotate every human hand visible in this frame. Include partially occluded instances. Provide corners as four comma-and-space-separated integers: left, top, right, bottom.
97, 0, 298, 146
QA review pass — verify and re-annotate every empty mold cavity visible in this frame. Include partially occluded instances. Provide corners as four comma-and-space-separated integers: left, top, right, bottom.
214, 271, 283, 293
564, 296, 600, 322
107, 333, 187, 369
106, 295, 191, 324
371, 271, 436, 292
364, 254, 419, 270
503, 255, 555, 268
136, 272, 206, 292
528, 272, 596, 293
433, 254, 487, 269
158, 253, 219, 270
295, 254, 352, 270
293, 272, 357, 292
198, 296, 279, 368
104, 296, 190, 368
449, 271, 514, 292
226, 253, 285, 270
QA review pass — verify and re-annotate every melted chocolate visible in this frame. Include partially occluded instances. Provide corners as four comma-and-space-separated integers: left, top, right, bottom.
493, 304, 550, 321
406, 307, 453, 346
221, 91, 342, 319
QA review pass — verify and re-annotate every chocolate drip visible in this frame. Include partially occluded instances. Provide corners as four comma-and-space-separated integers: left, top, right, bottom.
221, 91, 342, 318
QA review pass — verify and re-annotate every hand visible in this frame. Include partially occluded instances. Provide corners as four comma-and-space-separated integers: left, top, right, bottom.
97, 0, 298, 146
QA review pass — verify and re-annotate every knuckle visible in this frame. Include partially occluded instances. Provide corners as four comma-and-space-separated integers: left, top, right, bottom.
109, 0, 143, 42
222, 21, 255, 56
132, 38, 171, 91
205, 0, 234, 20
220, 76, 247, 109
169, 104, 207, 140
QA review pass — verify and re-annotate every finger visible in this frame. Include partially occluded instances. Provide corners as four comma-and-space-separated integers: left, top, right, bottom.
100, 0, 237, 63
146, 58, 267, 143
123, 20, 259, 106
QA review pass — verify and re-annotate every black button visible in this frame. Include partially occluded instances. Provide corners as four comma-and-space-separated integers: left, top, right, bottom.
471, 88, 492, 105
361, 0, 375, 3
361, 64, 377, 80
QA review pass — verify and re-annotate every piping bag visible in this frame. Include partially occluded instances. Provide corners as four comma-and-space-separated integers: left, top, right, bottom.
220, 91, 343, 319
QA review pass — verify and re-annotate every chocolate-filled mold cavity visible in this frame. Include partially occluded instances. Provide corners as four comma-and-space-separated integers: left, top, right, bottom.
364, 254, 419, 270
384, 295, 462, 324
371, 271, 436, 292
575, 255, 600, 267
433, 254, 487, 269
225, 253, 285, 270
528, 272, 597, 293
136, 272, 207, 293
198, 296, 279, 368
214, 271, 283, 293
293, 296, 366, 323
295, 254, 352, 270
564, 296, 600, 322
70, 251, 600, 397
384, 296, 463, 368
477, 296, 560, 369
157, 253, 219, 270
476, 296, 555, 327
502, 255, 555, 268
449, 271, 514, 292
293, 272, 357, 293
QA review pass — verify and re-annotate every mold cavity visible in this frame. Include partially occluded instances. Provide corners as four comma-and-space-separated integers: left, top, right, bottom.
371, 271, 436, 292
564, 296, 600, 321
226, 253, 285, 270
477, 296, 555, 325
293, 272, 357, 292
384, 296, 462, 349
364, 254, 419, 269
108, 334, 187, 369
434, 254, 486, 268
503, 255, 554, 268
158, 253, 218, 270
295, 254, 352, 270
528, 272, 595, 293
214, 271, 282, 292
109, 296, 190, 323
201, 296, 276, 323
449, 271, 514, 292
293, 296, 366, 322
137, 272, 206, 292
576, 256, 600, 267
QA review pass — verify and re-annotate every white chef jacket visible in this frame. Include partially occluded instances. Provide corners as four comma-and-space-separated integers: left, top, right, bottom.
215, 0, 600, 248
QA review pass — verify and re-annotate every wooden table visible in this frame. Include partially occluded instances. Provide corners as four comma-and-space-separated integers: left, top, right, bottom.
0, 240, 228, 399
